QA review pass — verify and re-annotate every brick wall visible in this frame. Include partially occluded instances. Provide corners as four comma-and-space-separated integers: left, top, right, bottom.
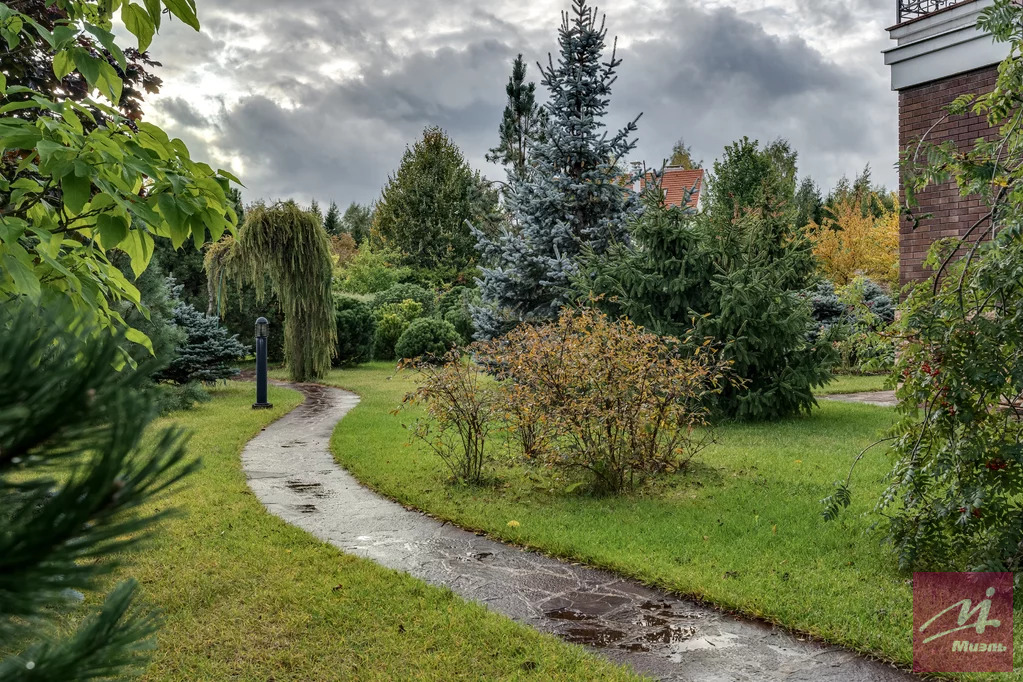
898, 65, 999, 286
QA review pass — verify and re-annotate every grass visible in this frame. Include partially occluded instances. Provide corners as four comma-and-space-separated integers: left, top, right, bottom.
99, 381, 639, 681
322, 362, 1023, 680
816, 373, 891, 395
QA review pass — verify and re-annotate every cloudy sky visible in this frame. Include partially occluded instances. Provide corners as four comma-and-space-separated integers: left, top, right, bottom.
139, 0, 899, 208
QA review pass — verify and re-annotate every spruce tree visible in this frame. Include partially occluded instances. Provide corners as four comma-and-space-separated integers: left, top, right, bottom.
579, 151, 833, 421
486, 54, 546, 179
473, 0, 641, 338
324, 201, 342, 235
0, 304, 194, 680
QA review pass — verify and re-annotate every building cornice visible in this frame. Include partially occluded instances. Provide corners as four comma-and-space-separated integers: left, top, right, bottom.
883, 0, 1007, 90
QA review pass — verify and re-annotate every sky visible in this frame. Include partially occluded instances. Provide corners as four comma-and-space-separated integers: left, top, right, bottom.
138, 0, 899, 209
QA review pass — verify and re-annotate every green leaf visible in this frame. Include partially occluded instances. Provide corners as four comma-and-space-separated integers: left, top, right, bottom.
96, 213, 129, 248
163, 0, 200, 31
62, 173, 91, 214
1, 252, 41, 301
0, 120, 42, 149
95, 61, 124, 105
85, 23, 127, 71
156, 193, 187, 247
72, 51, 102, 89
124, 326, 155, 355
216, 168, 244, 185
143, 0, 163, 31
121, 228, 154, 277
121, 4, 154, 52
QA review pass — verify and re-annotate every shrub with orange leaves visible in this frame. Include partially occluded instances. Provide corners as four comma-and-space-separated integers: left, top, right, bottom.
400, 351, 498, 484
808, 193, 899, 289
477, 307, 729, 493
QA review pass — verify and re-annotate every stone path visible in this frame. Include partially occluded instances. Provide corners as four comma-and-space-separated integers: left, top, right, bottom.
241, 382, 914, 681
820, 391, 898, 408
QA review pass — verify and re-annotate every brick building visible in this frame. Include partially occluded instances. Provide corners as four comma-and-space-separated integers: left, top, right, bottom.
883, 0, 1009, 285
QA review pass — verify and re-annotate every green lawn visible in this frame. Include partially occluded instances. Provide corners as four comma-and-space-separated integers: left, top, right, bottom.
322, 362, 1022, 680
816, 373, 891, 395
102, 382, 638, 681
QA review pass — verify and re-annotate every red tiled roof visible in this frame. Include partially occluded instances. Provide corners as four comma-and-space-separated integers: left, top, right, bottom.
640, 167, 704, 210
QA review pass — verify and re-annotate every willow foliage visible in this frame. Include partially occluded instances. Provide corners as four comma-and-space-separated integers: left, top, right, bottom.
206, 202, 335, 382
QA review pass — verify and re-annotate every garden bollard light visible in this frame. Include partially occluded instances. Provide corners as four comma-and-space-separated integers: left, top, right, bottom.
252, 316, 273, 410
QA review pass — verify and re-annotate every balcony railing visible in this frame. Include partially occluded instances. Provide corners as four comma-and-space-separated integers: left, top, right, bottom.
898, 0, 961, 23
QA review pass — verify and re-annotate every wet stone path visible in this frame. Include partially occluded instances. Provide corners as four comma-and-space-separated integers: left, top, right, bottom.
820, 391, 898, 408
241, 383, 914, 681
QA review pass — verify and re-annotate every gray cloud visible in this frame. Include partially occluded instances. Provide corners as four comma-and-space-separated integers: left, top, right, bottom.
143, 0, 899, 208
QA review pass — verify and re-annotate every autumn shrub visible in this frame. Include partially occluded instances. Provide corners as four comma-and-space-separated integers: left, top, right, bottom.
374, 299, 424, 360
401, 352, 498, 484
808, 190, 899, 289
477, 307, 728, 493
395, 318, 461, 361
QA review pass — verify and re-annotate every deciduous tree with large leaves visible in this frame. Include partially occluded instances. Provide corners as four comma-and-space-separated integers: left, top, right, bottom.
0, 0, 237, 358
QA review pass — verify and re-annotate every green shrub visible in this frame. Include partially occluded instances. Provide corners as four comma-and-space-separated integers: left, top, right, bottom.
334, 295, 376, 367
152, 381, 212, 415
373, 283, 435, 314
437, 286, 478, 343
444, 308, 474, 344
374, 299, 424, 360
336, 241, 409, 294
395, 317, 461, 361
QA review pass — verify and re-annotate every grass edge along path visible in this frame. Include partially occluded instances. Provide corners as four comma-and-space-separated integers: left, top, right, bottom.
107, 382, 641, 681
320, 362, 1023, 682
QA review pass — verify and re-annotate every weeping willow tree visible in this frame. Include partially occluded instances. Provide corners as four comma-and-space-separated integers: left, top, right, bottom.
206, 201, 335, 382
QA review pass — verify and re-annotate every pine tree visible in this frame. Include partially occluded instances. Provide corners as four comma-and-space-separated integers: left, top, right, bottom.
309, 199, 323, 225
0, 303, 195, 680
324, 201, 342, 235
374, 127, 499, 281
486, 54, 546, 179
473, 0, 641, 339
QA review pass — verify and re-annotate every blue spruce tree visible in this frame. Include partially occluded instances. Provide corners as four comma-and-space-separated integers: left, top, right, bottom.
473, 0, 640, 339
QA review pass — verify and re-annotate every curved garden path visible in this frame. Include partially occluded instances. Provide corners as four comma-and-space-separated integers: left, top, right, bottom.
241, 382, 914, 682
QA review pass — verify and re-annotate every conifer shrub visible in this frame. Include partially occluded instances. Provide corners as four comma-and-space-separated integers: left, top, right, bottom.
333, 295, 376, 367
156, 287, 248, 386
374, 299, 424, 360
477, 307, 728, 493
372, 283, 435, 314
395, 318, 461, 361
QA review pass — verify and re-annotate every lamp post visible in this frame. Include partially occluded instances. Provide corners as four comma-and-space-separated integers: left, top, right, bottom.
252, 317, 273, 410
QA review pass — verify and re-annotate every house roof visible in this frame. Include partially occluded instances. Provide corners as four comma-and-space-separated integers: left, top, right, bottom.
641, 167, 704, 210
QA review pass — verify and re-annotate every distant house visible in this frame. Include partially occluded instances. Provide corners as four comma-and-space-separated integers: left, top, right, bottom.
628, 164, 705, 212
